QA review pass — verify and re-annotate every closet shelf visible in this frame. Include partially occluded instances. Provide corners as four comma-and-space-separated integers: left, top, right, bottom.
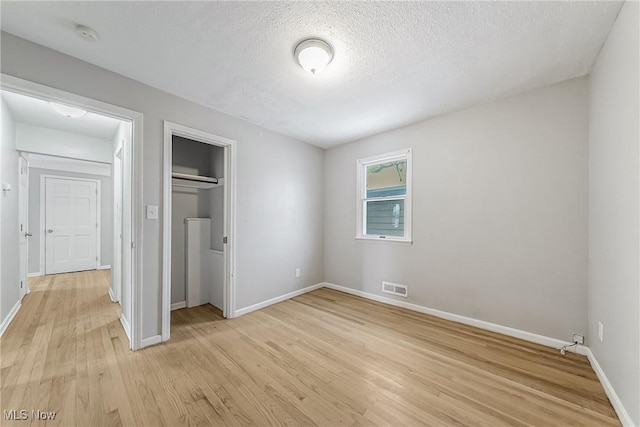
171, 172, 223, 189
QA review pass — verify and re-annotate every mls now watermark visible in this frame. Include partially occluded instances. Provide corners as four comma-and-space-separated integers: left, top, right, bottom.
4, 409, 57, 421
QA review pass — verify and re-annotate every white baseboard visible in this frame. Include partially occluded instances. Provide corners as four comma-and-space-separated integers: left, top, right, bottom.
171, 301, 186, 311
98, 265, 111, 270
0, 300, 21, 337
234, 283, 325, 317
141, 335, 162, 348
28, 272, 42, 278
120, 314, 131, 344
322, 282, 588, 356
585, 348, 634, 426
108, 287, 116, 303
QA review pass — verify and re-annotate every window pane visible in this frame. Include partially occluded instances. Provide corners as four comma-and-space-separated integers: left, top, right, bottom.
366, 159, 406, 198
366, 199, 404, 236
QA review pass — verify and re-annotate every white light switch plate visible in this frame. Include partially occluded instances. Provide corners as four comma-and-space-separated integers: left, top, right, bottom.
146, 205, 158, 220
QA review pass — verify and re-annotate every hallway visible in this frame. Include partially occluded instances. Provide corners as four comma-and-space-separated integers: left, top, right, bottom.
0, 270, 130, 425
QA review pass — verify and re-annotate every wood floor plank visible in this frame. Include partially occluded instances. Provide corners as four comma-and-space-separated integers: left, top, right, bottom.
0, 270, 621, 426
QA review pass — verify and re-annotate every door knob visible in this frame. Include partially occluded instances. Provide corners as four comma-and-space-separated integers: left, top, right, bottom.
47, 229, 54, 233
25, 232, 32, 237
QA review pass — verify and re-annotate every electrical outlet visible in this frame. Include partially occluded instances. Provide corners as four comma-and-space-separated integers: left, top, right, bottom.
295, 268, 301, 278
598, 321, 604, 342
571, 333, 584, 345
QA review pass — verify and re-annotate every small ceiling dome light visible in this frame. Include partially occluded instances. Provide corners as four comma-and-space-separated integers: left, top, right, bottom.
294, 39, 333, 74
75, 24, 99, 43
49, 102, 87, 118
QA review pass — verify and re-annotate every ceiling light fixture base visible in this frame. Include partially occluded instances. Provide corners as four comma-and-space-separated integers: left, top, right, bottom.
75, 24, 99, 43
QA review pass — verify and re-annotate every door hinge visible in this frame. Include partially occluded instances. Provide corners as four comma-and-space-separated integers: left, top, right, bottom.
20, 280, 23, 288
223, 236, 228, 244
131, 242, 136, 249
96, 256, 98, 261
96, 223, 98, 228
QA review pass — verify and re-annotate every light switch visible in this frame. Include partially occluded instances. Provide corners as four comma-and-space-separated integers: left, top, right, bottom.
146, 205, 158, 220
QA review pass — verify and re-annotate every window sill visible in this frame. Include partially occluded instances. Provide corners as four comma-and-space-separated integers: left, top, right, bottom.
355, 236, 413, 245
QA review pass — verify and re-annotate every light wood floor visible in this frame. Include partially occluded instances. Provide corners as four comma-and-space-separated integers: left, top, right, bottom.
0, 270, 619, 426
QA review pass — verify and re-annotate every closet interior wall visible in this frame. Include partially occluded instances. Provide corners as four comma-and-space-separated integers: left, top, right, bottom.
171, 136, 224, 311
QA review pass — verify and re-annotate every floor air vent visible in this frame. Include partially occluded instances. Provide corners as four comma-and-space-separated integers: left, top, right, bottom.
382, 281, 408, 297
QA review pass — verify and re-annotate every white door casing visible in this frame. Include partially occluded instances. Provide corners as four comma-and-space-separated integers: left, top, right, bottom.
18, 155, 29, 298
45, 177, 99, 274
112, 147, 123, 303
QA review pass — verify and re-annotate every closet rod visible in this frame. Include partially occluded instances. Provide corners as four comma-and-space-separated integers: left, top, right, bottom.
171, 172, 218, 184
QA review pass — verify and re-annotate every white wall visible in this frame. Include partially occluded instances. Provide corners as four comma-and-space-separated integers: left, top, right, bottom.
16, 123, 113, 163
0, 32, 324, 339
1, 97, 21, 327
171, 186, 208, 304
324, 77, 589, 341
588, 1, 640, 424
27, 168, 113, 273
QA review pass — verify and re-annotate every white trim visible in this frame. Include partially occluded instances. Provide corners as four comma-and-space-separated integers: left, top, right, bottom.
354, 236, 413, 245
171, 301, 186, 311
585, 348, 634, 426
356, 148, 412, 242
25, 153, 111, 176
119, 314, 131, 343
98, 265, 111, 270
18, 155, 30, 298
40, 174, 101, 273
141, 335, 162, 348
234, 283, 324, 317
108, 287, 117, 303
322, 282, 589, 356
2, 74, 145, 352
162, 121, 237, 343
0, 300, 21, 337
27, 272, 42, 278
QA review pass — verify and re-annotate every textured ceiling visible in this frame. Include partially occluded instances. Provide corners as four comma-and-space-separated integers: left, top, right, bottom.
1, 90, 122, 141
0, 1, 623, 148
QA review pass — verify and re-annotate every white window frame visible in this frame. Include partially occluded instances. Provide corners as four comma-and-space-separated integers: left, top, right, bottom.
356, 148, 412, 243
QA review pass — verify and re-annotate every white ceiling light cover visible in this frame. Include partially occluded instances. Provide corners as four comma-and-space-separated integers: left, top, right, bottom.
295, 39, 333, 74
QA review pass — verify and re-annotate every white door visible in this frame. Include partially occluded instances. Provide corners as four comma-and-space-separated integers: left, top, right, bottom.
45, 177, 98, 274
18, 156, 29, 298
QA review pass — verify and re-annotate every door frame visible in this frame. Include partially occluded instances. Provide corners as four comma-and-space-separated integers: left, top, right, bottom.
1, 74, 145, 351
112, 147, 124, 304
40, 174, 101, 274
18, 155, 29, 298
161, 121, 237, 342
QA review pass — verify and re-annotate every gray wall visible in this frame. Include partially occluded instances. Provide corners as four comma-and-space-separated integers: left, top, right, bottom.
1, 98, 20, 327
324, 77, 588, 341
28, 168, 113, 274
588, 1, 640, 424
209, 146, 224, 252
0, 32, 324, 338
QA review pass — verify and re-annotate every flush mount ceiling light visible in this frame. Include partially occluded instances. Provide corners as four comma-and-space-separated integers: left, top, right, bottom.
75, 24, 99, 43
294, 39, 333, 75
49, 102, 87, 118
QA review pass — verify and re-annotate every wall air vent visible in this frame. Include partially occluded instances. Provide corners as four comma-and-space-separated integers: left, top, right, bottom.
382, 281, 408, 297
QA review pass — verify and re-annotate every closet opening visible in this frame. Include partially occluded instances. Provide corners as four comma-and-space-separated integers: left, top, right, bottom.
161, 122, 236, 341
